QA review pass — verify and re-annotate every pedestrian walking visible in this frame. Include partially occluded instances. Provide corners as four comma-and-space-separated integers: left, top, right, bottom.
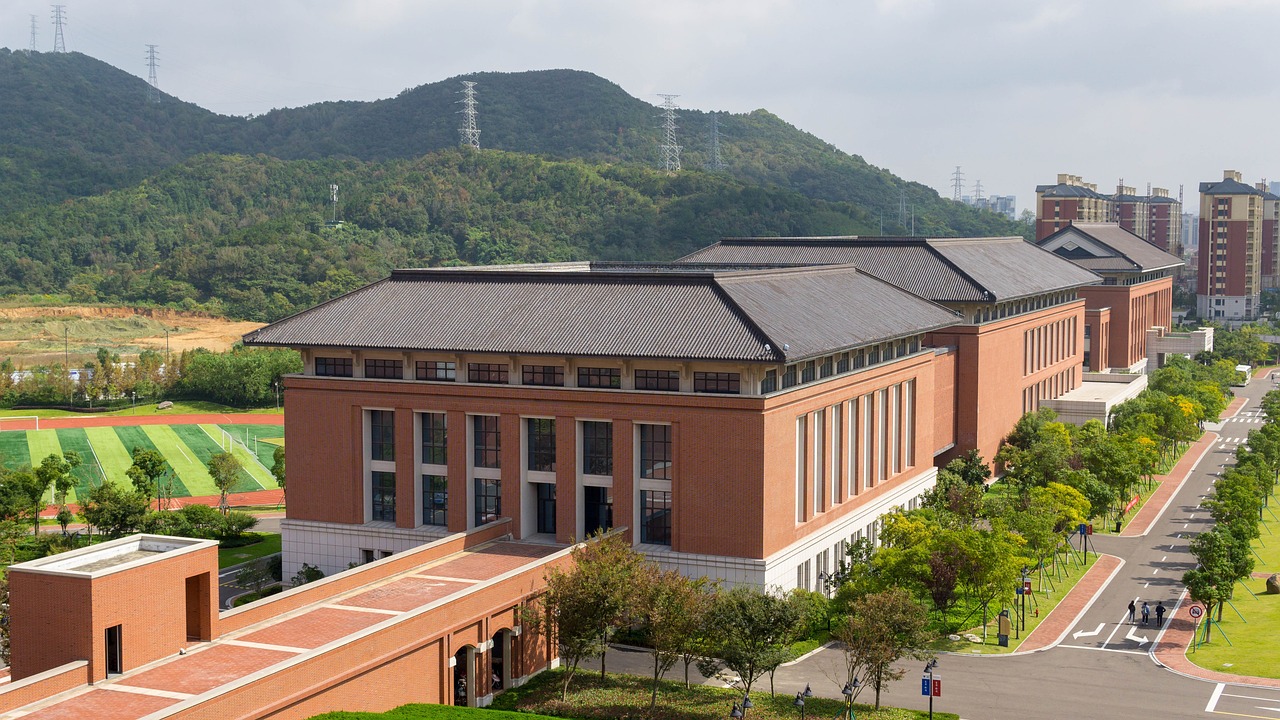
1156, 602, 1166, 626
1141, 601, 1150, 625
1127, 600, 1136, 623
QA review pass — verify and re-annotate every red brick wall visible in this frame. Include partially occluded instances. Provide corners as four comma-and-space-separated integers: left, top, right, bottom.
0, 661, 90, 713
1078, 276, 1172, 368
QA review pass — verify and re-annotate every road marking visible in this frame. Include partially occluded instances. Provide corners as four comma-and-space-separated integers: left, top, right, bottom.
1056, 644, 1147, 656
1162, 555, 1167, 562
1184, 523, 1189, 529
1143, 582, 1149, 588
1072, 622, 1105, 639
1102, 600, 1137, 649
1152, 569, 1159, 575
1169, 544, 1176, 550
1125, 626, 1150, 646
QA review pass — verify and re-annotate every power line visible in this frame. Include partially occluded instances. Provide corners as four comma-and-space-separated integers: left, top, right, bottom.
28, 14, 38, 54
951, 166, 964, 202
658, 94, 682, 174
704, 113, 726, 171
145, 45, 160, 103
51, 4, 66, 53
457, 81, 480, 149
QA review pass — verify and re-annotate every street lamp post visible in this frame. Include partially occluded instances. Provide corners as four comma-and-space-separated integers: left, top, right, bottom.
793, 683, 813, 720
131, 391, 137, 414
842, 678, 860, 720
273, 381, 280, 410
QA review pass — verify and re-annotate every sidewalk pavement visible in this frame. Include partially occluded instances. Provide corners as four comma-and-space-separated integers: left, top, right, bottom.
1016, 553, 1122, 653
1152, 594, 1280, 689
1120, 431, 1218, 538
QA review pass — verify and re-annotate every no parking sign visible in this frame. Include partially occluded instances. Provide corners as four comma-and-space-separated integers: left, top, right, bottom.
1189, 605, 1204, 619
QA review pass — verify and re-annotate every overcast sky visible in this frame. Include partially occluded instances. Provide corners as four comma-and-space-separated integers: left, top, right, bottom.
6, 0, 1279, 213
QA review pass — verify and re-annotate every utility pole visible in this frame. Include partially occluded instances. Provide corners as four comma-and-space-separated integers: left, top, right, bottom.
330, 184, 339, 223
28, 15, 38, 54
458, 81, 480, 149
704, 113, 726, 171
145, 45, 160, 103
951, 166, 964, 202
658, 94, 682, 174
51, 4, 66, 53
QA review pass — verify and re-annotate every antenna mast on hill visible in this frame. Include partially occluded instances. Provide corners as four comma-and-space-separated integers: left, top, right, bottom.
51, 4, 66, 53
951, 166, 964, 201
705, 113, 726, 171
658, 94, 682, 174
28, 15, 38, 53
898, 190, 908, 227
330, 184, 339, 223
145, 45, 160, 103
458, 81, 480, 149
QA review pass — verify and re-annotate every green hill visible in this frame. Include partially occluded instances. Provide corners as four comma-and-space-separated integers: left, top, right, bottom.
0, 49, 1028, 321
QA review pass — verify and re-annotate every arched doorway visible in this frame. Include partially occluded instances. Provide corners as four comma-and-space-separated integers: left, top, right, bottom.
453, 646, 475, 707
490, 629, 511, 693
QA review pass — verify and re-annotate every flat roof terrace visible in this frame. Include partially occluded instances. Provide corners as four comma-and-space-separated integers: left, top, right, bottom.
14, 535, 217, 577
1, 535, 565, 720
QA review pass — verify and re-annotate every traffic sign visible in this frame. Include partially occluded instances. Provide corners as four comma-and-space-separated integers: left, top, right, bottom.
1189, 605, 1204, 619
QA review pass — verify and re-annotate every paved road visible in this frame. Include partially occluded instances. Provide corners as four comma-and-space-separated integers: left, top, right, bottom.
587, 370, 1280, 720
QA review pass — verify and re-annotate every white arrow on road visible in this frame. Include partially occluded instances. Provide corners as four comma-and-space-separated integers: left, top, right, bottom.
1072, 623, 1105, 639
1125, 626, 1149, 646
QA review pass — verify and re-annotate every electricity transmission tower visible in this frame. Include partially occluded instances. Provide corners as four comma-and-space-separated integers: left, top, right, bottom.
458, 81, 480, 149
145, 45, 160, 103
658, 94, 682, 174
704, 113, 726, 171
898, 190, 908, 226
28, 15, 38, 53
951, 166, 964, 201
51, 5, 66, 53
972, 179, 984, 203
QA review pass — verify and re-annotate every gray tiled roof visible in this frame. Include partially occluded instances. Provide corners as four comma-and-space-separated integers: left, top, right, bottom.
1038, 223, 1183, 274
243, 265, 960, 364
1036, 183, 1110, 199
1199, 178, 1262, 196
677, 236, 1100, 302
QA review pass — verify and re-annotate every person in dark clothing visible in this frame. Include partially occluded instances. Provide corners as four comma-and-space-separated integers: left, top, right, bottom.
1156, 602, 1166, 626
1128, 600, 1136, 623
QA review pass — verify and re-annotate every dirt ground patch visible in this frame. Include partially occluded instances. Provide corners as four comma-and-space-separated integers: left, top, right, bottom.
0, 305, 264, 366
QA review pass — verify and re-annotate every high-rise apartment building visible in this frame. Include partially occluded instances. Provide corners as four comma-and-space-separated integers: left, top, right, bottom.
1034, 175, 1113, 240
1257, 183, 1280, 289
1035, 175, 1182, 252
1198, 170, 1264, 320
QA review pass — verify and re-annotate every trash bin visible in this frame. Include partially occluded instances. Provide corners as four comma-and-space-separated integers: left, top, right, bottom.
1115, 520, 1122, 533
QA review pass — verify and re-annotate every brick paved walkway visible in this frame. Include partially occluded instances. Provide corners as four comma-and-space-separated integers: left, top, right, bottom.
1017, 553, 1123, 653
1152, 592, 1280, 688
1120, 432, 1218, 537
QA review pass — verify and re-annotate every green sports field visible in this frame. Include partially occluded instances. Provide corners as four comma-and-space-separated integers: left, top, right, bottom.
0, 424, 284, 504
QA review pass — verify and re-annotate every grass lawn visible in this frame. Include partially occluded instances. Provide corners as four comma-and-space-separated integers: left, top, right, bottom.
0, 402, 284, 419
490, 669, 952, 720
0, 429, 31, 468
933, 550, 1099, 655
219, 533, 282, 569
1188, 500, 1280, 678
171, 424, 263, 493
54, 428, 107, 501
220, 423, 284, 469
113, 425, 193, 497
197, 424, 278, 491
142, 424, 214, 494
310, 705, 566, 720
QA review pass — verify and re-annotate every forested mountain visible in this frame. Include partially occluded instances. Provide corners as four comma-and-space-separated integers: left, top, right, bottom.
0, 48, 1029, 321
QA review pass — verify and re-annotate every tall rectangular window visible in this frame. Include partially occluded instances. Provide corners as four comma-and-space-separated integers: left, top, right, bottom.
796, 415, 806, 522
416, 361, 456, 381
468, 363, 508, 384
578, 367, 621, 388
903, 380, 915, 467
584, 486, 612, 534
364, 358, 403, 379
526, 418, 556, 473
581, 421, 613, 476
693, 372, 741, 394
422, 475, 447, 526
890, 384, 900, 476
635, 369, 681, 391
639, 424, 672, 480
370, 410, 395, 462
474, 479, 500, 526
315, 357, 353, 377
522, 365, 564, 386
832, 404, 842, 502
640, 490, 672, 545
371, 471, 396, 522
847, 399, 858, 496
473, 415, 500, 469
877, 389, 887, 484
814, 410, 826, 512
421, 412, 446, 465
536, 483, 556, 534
863, 394, 873, 488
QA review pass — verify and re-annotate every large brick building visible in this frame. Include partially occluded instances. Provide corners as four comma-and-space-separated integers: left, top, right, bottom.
1034, 175, 1182, 255
1036, 223, 1184, 372
1198, 171, 1265, 320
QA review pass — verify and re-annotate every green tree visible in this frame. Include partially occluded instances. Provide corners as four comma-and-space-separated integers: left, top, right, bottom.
835, 587, 932, 710
126, 447, 169, 508
633, 566, 710, 708
206, 451, 243, 514
35, 451, 81, 534
79, 482, 149, 538
271, 446, 286, 500
697, 586, 803, 698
